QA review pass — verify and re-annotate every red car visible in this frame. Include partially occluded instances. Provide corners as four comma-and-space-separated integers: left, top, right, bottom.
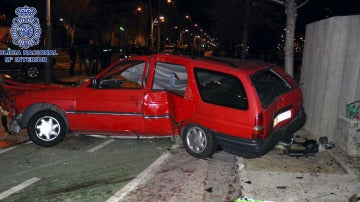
0, 54, 306, 158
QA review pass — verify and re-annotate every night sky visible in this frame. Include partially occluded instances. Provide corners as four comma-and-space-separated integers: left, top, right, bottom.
297, 0, 360, 34
1, 0, 359, 48
1, 0, 359, 36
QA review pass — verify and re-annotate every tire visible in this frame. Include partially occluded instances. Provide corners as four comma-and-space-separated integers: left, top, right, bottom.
182, 124, 217, 158
26, 65, 40, 79
27, 111, 66, 147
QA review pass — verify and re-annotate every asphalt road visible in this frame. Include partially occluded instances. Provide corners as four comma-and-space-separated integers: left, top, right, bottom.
0, 135, 173, 201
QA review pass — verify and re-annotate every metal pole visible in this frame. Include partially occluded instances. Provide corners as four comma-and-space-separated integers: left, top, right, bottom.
148, 0, 154, 51
45, 0, 53, 84
157, 22, 160, 52
151, 20, 154, 51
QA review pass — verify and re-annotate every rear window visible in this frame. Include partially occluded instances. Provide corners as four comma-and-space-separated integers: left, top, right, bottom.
194, 68, 248, 110
251, 68, 293, 108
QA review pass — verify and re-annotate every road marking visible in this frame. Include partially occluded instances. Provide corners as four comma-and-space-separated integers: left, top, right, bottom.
0, 146, 16, 154
106, 143, 180, 202
87, 139, 115, 153
0, 177, 40, 200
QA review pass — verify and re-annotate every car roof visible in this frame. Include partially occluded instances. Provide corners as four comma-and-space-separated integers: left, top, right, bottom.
129, 53, 273, 74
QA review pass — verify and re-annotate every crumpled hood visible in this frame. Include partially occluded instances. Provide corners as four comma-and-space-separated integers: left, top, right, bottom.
0, 74, 61, 97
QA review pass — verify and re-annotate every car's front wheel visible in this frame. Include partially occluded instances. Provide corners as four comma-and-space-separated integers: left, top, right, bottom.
27, 111, 66, 147
182, 124, 217, 158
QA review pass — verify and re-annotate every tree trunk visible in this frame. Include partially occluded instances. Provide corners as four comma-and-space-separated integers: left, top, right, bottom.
284, 0, 297, 77
70, 25, 75, 46
109, 29, 113, 45
241, 0, 250, 59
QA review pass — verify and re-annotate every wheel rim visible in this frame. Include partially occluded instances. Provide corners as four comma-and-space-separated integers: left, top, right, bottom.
186, 126, 207, 153
34, 116, 61, 141
27, 67, 39, 78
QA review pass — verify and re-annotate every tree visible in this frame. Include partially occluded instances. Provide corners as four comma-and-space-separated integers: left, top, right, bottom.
208, 0, 282, 59
270, 0, 309, 77
53, 0, 96, 46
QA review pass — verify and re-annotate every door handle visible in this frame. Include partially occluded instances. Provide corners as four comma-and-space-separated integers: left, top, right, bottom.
130, 96, 140, 107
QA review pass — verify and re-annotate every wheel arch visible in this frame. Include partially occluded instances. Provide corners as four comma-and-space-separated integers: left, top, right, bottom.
180, 121, 206, 137
20, 103, 69, 130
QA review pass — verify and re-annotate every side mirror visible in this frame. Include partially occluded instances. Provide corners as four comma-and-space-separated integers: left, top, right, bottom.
91, 78, 98, 88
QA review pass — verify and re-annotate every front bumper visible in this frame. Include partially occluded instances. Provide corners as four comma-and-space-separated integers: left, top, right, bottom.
214, 108, 307, 158
1, 115, 21, 134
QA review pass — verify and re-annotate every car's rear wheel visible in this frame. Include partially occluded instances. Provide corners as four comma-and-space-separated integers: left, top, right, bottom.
26, 65, 40, 79
27, 111, 66, 147
182, 124, 217, 158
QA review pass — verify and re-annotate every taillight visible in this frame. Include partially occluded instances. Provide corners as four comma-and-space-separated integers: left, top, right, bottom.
252, 113, 264, 139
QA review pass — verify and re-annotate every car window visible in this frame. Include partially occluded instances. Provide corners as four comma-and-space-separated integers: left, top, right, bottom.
251, 68, 293, 108
96, 60, 146, 89
194, 68, 248, 110
152, 62, 188, 97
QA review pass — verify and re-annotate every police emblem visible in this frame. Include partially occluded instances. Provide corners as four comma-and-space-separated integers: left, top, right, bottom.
10, 5, 42, 49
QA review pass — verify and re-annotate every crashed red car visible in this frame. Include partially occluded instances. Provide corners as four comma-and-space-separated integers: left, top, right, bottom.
0, 54, 306, 158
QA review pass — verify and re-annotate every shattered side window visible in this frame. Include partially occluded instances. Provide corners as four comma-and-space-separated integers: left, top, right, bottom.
152, 62, 188, 97
194, 68, 248, 110
251, 68, 293, 108
97, 60, 146, 89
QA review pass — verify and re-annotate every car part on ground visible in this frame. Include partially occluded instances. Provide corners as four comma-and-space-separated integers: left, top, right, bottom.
281, 136, 335, 157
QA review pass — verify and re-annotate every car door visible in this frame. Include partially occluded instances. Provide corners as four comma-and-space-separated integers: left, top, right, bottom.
192, 68, 254, 138
71, 60, 147, 134
143, 57, 194, 136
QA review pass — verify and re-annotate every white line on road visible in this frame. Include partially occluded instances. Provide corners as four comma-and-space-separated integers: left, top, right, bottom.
0, 177, 41, 200
0, 146, 16, 154
0, 141, 33, 155
87, 139, 116, 153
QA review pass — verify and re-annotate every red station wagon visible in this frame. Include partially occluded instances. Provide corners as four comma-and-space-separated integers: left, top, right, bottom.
0, 54, 306, 158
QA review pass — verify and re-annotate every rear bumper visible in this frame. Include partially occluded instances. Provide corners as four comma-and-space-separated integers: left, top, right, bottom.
214, 108, 307, 158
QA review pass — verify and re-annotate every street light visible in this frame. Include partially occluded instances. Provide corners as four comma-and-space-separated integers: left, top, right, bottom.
119, 26, 125, 49
150, 18, 157, 51
136, 6, 142, 12
59, 18, 71, 47
150, 15, 165, 52
179, 29, 189, 48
